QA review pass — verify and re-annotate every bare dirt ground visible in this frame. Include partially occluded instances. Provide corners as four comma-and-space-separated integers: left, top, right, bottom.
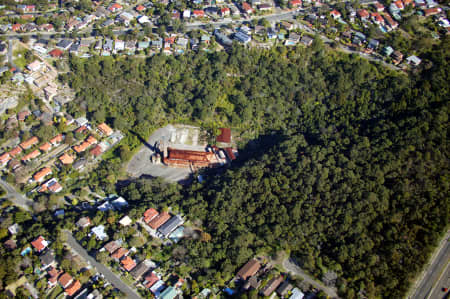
126, 124, 207, 182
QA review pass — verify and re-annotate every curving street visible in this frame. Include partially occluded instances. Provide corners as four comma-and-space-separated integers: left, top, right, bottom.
0, 178, 33, 211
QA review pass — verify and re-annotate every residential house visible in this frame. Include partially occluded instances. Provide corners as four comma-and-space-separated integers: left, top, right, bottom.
281, 21, 295, 31
121, 256, 137, 271
393, 0, 404, 10
104, 240, 120, 254
4, 239, 17, 251
150, 280, 166, 296
144, 208, 159, 223
50, 134, 63, 146
119, 12, 134, 26
290, 288, 305, 299
109, 3, 123, 13
277, 281, 293, 297
76, 217, 91, 228
39, 142, 52, 152
27, 60, 41, 72
384, 13, 398, 29
97, 123, 113, 136
423, 7, 442, 17
193, 10, 205, 18
112, 248, 129, 260
144, 272, 159, 289
0, 153, 11, 167
148, 211, 171, 229
130, 260, 153, 280
300, 35, 314, 46
48, 268, 63, 288
286, 32, 300, 45
91, 225, 108, 240
158, 215, 184, 238
357, 9, 370, 21
373, 2, 385, 11
65, 280, 81, 296
392, 50, 403, 64
33, 167, 52, 183
31, 236, 48, 253
258, 3, 272, 11
383, 46, 394, 56
160, 286, 178, 299
56, 39, 73, 50
406, 55, 421, 66
234, 31, 251, 44
242, 2, 254, 14
9, 146, 22, 157
115, 40, 125, 52
289, 0, 302, 7
58, 273, 73, 289
260, 275, 284, 297
135, 5, 146, 12
237, 259, 261, 280
59, 152, 75, 165
330, 10, 341, 19
73, 158, 87, 171
49, 49, 63, 58
22, 149, 41, 162
40, 178, 62, 193
243, 276, 260, 290
104, 39, 114, 51
119, 216, 132, 226
220, 7, 230, 16
371, 12, 384, 25
40, 250, 56, 270
183, 9, 191, 18
8, 223, 21, 235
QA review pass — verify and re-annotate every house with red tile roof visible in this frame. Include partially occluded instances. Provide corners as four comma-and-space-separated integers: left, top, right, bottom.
144, 272, 159, 289
423, 7, 442, 17
371, 12, 384, 25
112, 247, 129, 260
33, 167, 52, 183
384, 13, 398, 29
50, 134, 63, 146
357, 9, 370, 20
192, 10, 205, 17
289, 0, 302, 7
148, 211, 171, 229
59, 152, 75, 165
9, 146, 22, 157
373, 2, 385, 11
242, 2, 253, 14
121, 256, 137, 271
39, 142, 52, 152
49, 49, 64, 58
12, 24, 22, 32
144, 208, 159, 223
31, 236, 48, 253
65, 280, 81, 296
220, 7, 230, 16
394, 0, 404, 9
47, 267, 63, 288
109, 3, 123, 13
0, 153, 11, 166
90, 145, 103, 157
22, 149, 41, 162
330, 10, 341, 19
135, 4, 145, 12
20, 136, 39, 150
97, 123, 113, 136
58, 273, 73, 289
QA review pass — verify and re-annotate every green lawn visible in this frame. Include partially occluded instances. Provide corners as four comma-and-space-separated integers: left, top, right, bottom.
48, 285, 63, 299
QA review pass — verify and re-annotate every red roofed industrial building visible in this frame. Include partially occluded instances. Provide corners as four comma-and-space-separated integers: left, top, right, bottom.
216, 128, 231, 143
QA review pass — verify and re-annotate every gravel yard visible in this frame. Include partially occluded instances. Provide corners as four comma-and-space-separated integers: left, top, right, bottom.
126, 124, 206, 182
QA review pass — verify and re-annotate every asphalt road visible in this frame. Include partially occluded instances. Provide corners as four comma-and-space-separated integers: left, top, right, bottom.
282, 258, 339, 298
64, 231, 142, 299
0, 178, 33, 211
410, 232, 450, 299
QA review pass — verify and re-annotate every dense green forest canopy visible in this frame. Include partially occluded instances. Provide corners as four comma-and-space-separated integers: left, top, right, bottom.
63, 39, 449, 298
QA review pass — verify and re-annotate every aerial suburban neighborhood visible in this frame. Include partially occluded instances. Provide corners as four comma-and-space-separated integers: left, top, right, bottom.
0, 0, 448, 298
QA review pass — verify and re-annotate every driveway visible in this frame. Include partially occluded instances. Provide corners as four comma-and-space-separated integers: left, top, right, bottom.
64, 231, 142, 299
282, 258, 339, 298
